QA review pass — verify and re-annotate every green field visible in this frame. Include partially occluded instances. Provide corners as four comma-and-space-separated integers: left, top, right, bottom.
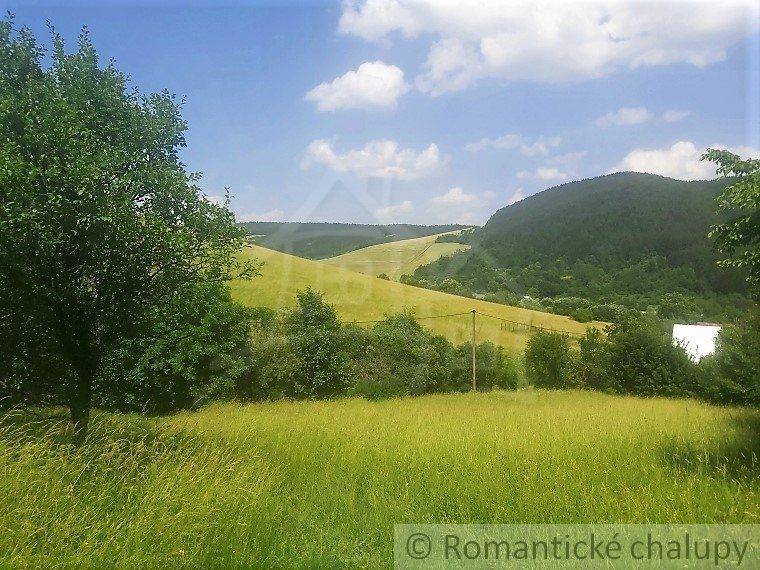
232, 245, 601, 353
319, 232, 469, 280
2, 391, 756, 567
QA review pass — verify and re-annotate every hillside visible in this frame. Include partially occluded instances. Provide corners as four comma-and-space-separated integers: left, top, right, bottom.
479, 173, 740, 287
231, 245, 598, 353
414, 172, 750, 321
240, 221, 467, 259
319, 231, 469, 280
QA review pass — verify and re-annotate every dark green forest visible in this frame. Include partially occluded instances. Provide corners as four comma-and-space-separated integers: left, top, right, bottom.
241, 221, 466, 259
412, 173, 751, 322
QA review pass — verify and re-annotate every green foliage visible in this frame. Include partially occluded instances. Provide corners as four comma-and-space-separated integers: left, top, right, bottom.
702, 149, 760, 293
603, 318, 701, 397
536, 312, 760, 407
0, 18, 252, 434
573, 328, 612, 392
241, 221, 466, 259
453, 341, 521, 391
377, 273, 390, 280
239, 293, 521, 401
101, 284, 254, 414
710, 307, 760, 406
412, 172, 751, 322
282, 289, 349, 398
524, 332, 575, 389
352, 312, 452, 398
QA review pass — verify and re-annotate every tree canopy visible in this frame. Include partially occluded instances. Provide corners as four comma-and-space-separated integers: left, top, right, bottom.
702, 148, 760, 295
0, 17, 253, 440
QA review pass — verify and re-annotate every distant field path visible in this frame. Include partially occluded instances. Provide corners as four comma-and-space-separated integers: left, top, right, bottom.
232, 245, 603, 353
318, 231, 469, 280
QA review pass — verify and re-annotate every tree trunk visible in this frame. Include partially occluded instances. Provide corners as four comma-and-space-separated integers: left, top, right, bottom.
70, 359, 93, 445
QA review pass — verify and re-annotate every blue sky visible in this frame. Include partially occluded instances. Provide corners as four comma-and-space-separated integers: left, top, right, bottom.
7, 1, 760, 224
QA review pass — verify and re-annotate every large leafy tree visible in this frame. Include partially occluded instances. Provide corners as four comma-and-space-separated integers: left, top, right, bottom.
702, 148, 760, 294
0, 18, 252, 440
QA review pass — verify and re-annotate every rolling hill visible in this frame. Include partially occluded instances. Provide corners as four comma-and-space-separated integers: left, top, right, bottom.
318, 231, 469, 280
240, 221, 467, 259
230, 245, 599, 353
414, 172, 750, 321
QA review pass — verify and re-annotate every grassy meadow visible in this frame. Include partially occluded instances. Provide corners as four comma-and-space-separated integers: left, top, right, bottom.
232, 245, 601, 353
1, 390, 757, 567
319, 232, 469, 280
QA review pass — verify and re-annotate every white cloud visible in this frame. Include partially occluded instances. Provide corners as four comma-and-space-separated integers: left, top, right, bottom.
236, 208, 285, 223
594, 106, 653, 127
483, 190, 497, 200
517, 167, 569, 181
612, 141, 760, 180
301, 139, 444, 180
339, 1, 758, 94
375, 200, 413, 220
428, 186, 477, 206
505, 188, 526, 205
426, 187, 489, 224
662, 109, 691, 123
304, 61, 409, 111
465, 133, 561, 156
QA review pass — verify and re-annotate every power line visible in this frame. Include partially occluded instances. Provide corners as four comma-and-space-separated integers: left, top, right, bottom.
348, 311, 472, 325
349, 309, 584, 337
475, 310, 583, 337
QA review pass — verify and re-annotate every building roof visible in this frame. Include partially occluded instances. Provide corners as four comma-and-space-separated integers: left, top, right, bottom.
672, 323, 721, 362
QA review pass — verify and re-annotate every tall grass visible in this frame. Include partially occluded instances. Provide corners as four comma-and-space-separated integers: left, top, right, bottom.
1, 390, 757, 567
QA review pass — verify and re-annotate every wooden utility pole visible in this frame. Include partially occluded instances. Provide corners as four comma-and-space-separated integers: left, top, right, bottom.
471, 309, 476, 391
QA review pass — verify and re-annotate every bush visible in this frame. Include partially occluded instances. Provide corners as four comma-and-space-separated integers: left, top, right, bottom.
351, 312, 454, 399
603, 317, 700, 398
240, 295, 523, 402
453, 342, 520, 391
349, 312, 521, 399
571, 307, 594, 323
100, 283, 255, 414
573, 328, 613, 391
524, 331, 575, 389
282, 289, 350, 398
711, 307, 760, 406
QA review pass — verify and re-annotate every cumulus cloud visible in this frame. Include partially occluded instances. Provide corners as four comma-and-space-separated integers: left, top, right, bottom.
236, 208, 285, 223
612, 141, 760, 180
304, 61, 409, 111
594, 106, 653, 127
505, 188, 526, 206
662, 109, 691, 123
339, 0, 758, 94
301, 139, 444, 180
428, 186, 477, 206
516, 167, 569, 181
466, 133, 561, 156
375, 200, 413, 220
426, 187, 490, 224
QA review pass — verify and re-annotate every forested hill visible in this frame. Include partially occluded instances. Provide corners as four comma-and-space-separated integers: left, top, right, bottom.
240, 222, 467, 259
479, 172, 743, 292
415, 172, 749, 322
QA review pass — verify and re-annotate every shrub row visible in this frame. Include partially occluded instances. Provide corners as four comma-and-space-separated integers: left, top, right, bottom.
524, 309, 759, 406
240, 290, 520, 401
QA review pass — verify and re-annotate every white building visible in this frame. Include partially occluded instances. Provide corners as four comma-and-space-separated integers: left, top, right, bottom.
672, 323, 722, 362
